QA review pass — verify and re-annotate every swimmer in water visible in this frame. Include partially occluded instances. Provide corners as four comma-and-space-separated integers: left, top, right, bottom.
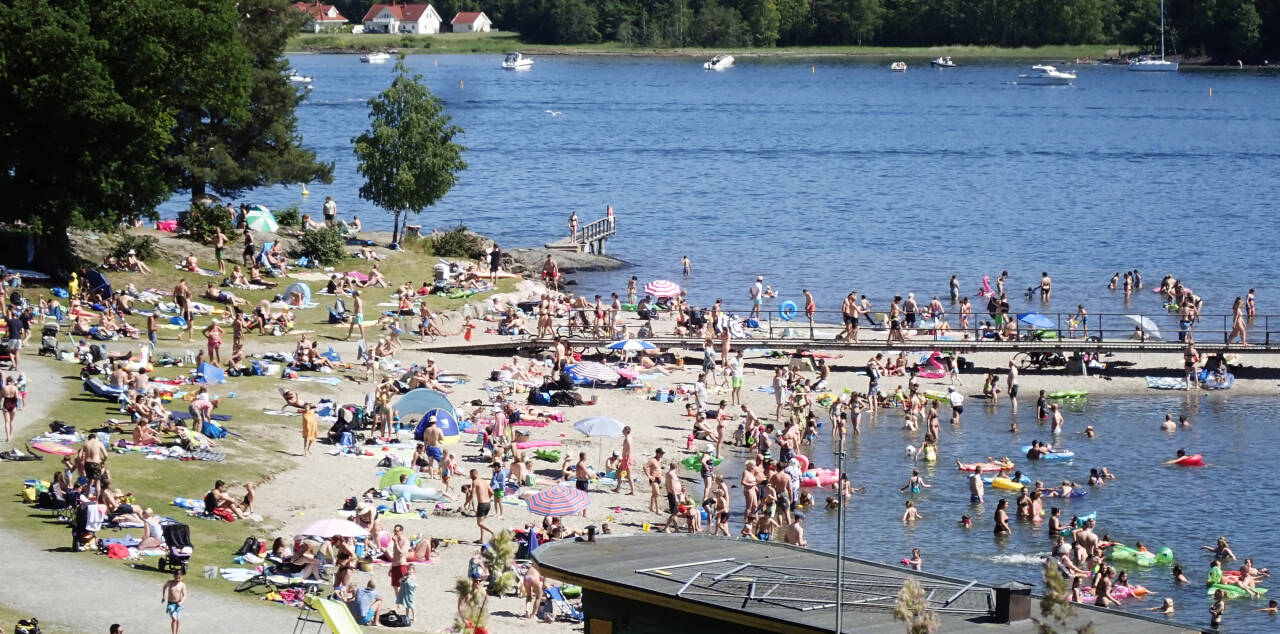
1161, 413, 1176, 432
900, 470, 930, 494
1148, 598, 1175, 615
959, 515, 972, 529
1084, 426, 1095, 438
1257, 599, 1279, 614
902, 500, 920, 523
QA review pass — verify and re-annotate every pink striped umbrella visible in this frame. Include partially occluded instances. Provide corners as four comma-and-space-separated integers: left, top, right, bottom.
644, 279, 681, 298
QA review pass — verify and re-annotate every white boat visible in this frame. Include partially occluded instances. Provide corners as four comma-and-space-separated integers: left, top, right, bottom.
361, 52, 390, 64
286, 70, 313, 84
930, 56, 956, 68
1017, 65, 1076, 85
890, 61, 907, 72
703, 54, 734, 71
502, 52, 533, 70
1130, 0, 1178, 72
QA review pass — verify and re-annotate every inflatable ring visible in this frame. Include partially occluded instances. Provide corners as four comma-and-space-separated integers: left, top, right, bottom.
778, 301, 797, 321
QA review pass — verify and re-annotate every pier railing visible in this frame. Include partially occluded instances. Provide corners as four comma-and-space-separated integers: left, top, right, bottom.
575, 216, 616, 254
551, 307, 1278, 349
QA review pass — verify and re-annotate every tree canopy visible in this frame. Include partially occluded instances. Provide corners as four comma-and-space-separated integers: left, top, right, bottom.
327, 0, 1279, 61
353, 58, 468, 246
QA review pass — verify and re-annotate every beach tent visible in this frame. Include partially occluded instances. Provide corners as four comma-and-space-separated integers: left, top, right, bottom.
284, 282, 312, 306
84, 270, 112, 298
412, 408, 460, 444
395, 388, 456, 420
197, 362, 226, 384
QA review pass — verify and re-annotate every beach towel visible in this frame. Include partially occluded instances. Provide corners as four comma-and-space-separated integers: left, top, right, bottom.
1145, 376, 1188, 390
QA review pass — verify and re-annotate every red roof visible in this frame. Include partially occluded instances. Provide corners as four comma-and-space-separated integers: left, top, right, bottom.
361, 3, 438, 23
291, 1, 346, 22
451, 11, 486, 24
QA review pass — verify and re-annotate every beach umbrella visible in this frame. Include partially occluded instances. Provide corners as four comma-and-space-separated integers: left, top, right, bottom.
379, 466, 417, 489
244, 206, 279, 232
1016, 312, 1055, 330
299, 518, 366, 538
1126, 314, 1162, 339
644, 280, 681, 298
412, 408, 460, 444
395, 388, 457, 421
85, 269, 112, 298
566, 361, 620, 384
526, 486, 590, 517
606, 339, 656, 352
573, 416, 625, 438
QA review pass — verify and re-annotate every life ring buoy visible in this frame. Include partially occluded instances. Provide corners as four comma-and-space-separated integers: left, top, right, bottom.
778, 301, 797, 321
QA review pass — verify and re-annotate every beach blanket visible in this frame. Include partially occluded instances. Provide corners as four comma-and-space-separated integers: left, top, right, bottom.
262, 409, 301, 416
1145, 376, 1188, 390
288, 272, 331, 282
290, 376, 342, 386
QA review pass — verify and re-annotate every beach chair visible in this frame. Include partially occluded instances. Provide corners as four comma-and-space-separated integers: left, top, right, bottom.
545, 585, 583, 623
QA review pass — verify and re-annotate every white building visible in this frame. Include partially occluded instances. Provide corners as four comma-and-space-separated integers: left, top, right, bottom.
451, 11, 492, 33
291, 1, 348, 33
361, 3, 442, 35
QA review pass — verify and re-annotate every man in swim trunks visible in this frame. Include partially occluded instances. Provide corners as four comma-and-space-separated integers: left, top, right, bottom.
644, 448, 664, 513
728, 351, 745, 406
1006, 361, 1019, 412
663, 461, 683, 533
422, 417, 444, 476
345, 290, 365, 341
467, 468, 495, 543
79, 432, 107, 481
574, 452, 591, 516
162, 570, 186, 634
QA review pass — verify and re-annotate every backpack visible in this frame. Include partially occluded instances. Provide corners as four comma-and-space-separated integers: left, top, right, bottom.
235, 536, 261, 557
14, 618, 40, 634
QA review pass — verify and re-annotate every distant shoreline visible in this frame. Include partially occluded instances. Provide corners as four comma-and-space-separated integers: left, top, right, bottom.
287, 37, 1272, 68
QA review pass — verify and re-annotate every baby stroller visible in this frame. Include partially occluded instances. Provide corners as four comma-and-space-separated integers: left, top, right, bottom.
157, 523, 193, 575
38, 323, 59, 357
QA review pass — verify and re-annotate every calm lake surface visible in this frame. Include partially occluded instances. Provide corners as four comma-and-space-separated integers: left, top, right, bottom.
166, 54, 1280, 629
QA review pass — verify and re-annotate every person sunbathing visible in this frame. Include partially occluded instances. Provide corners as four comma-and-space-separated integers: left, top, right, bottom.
955, 457, 1014, 471
204, 479, 249, 519
366, 264, 389, 288
228, 266, 250, 287
182, 253, 199, 272
204, 282, 247, 307
132, 422, 160, 446
300, 214, 323, 232
124, 251, 151, 274
248, 265, 277, 288
358, 245, 384, 262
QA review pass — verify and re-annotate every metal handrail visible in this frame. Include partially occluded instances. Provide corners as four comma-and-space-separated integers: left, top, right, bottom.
576, 216, 616, 245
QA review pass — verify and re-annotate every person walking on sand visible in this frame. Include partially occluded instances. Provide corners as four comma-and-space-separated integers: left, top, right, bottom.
574, 452, 590, 517
162, 570, 186, 634
301, 402, 318, 456
202, 320, 223, 366
728, 350, 745, 406
614, 426, 636, 495
345, 290, 365, 341
663, 461, 684, 532
467, 469, 495, 543
644, 448, 665, 513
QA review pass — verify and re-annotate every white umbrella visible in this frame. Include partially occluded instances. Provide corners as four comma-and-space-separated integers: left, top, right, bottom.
572, 416, 626, 437
1125, 315, 1162, 340
644, 280, 681, 298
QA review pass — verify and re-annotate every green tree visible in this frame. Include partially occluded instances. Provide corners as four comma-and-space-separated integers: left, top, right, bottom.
894, 579, 940, 634
748, 0, 783, 46
0, 0, 244, 263
353, 58, 468, 246
173, 0, 333, 204
1214, 0, 1261, 60
1033, 564, 1094, 634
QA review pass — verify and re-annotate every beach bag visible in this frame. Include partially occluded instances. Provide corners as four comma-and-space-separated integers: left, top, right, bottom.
392, 498, 409, 514
530, 391, 552, 406
379, 612, 410, 627
235, 536, 262, 557
14, 618, 40, 634
202, 421, 228, 439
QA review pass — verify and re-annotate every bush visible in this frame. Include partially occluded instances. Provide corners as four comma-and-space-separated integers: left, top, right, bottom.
428, 225, 482, 258
275, 206, 301, 227
177, 203, 234, 244
295, 226, 345, 266
109, 232, 160, 261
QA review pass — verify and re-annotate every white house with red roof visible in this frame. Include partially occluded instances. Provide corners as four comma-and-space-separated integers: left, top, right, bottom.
291, 1, 348, 33
450, 11, 492, 33
361, 3, 443, 34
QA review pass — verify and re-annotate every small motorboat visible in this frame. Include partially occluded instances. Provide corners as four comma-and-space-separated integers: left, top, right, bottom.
502, 52, 534, 70
703, 54, 734, 71
1016, 65, 1076, 85
890, 61, 907, 72
930, 56, 955, 68
286, 70, 313, 84
361, 52, 390, 64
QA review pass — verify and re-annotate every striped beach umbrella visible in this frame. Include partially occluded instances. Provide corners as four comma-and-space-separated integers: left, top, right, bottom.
244, 206, 278, 232
526, 486, 590, 517
567, 361, 620, 383
606, 339, 656, 352
644, 279, 681, 298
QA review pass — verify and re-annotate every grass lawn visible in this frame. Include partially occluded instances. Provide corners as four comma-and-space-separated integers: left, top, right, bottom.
3, 367, 298, 603
288, 32, 1125, 61
0, 604, 75, 633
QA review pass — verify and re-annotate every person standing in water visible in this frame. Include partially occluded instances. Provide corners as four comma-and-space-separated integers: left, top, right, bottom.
681, 255, 691, 277
1040, 272, 1052, 302
1006, 361, 1019, 413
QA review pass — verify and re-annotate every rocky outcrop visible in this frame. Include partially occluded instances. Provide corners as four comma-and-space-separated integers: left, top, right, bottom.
505, 247, 629, 275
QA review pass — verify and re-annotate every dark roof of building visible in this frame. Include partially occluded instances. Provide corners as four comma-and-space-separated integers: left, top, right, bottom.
532, 534, 1203, 634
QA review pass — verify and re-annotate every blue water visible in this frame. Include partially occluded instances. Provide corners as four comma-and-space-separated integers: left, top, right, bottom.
164, 53, 1280, 319
789, 393, 1280, 632
171, 55, 1280, 630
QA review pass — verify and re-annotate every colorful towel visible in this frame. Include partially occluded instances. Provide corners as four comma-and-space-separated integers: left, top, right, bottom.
1145, 376, 1188, 390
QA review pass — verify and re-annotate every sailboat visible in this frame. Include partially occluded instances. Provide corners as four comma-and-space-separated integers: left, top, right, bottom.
1130, 0, 1178, 71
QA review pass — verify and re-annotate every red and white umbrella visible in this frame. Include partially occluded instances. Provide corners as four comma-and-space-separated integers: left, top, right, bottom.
644, 280, 681, 298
